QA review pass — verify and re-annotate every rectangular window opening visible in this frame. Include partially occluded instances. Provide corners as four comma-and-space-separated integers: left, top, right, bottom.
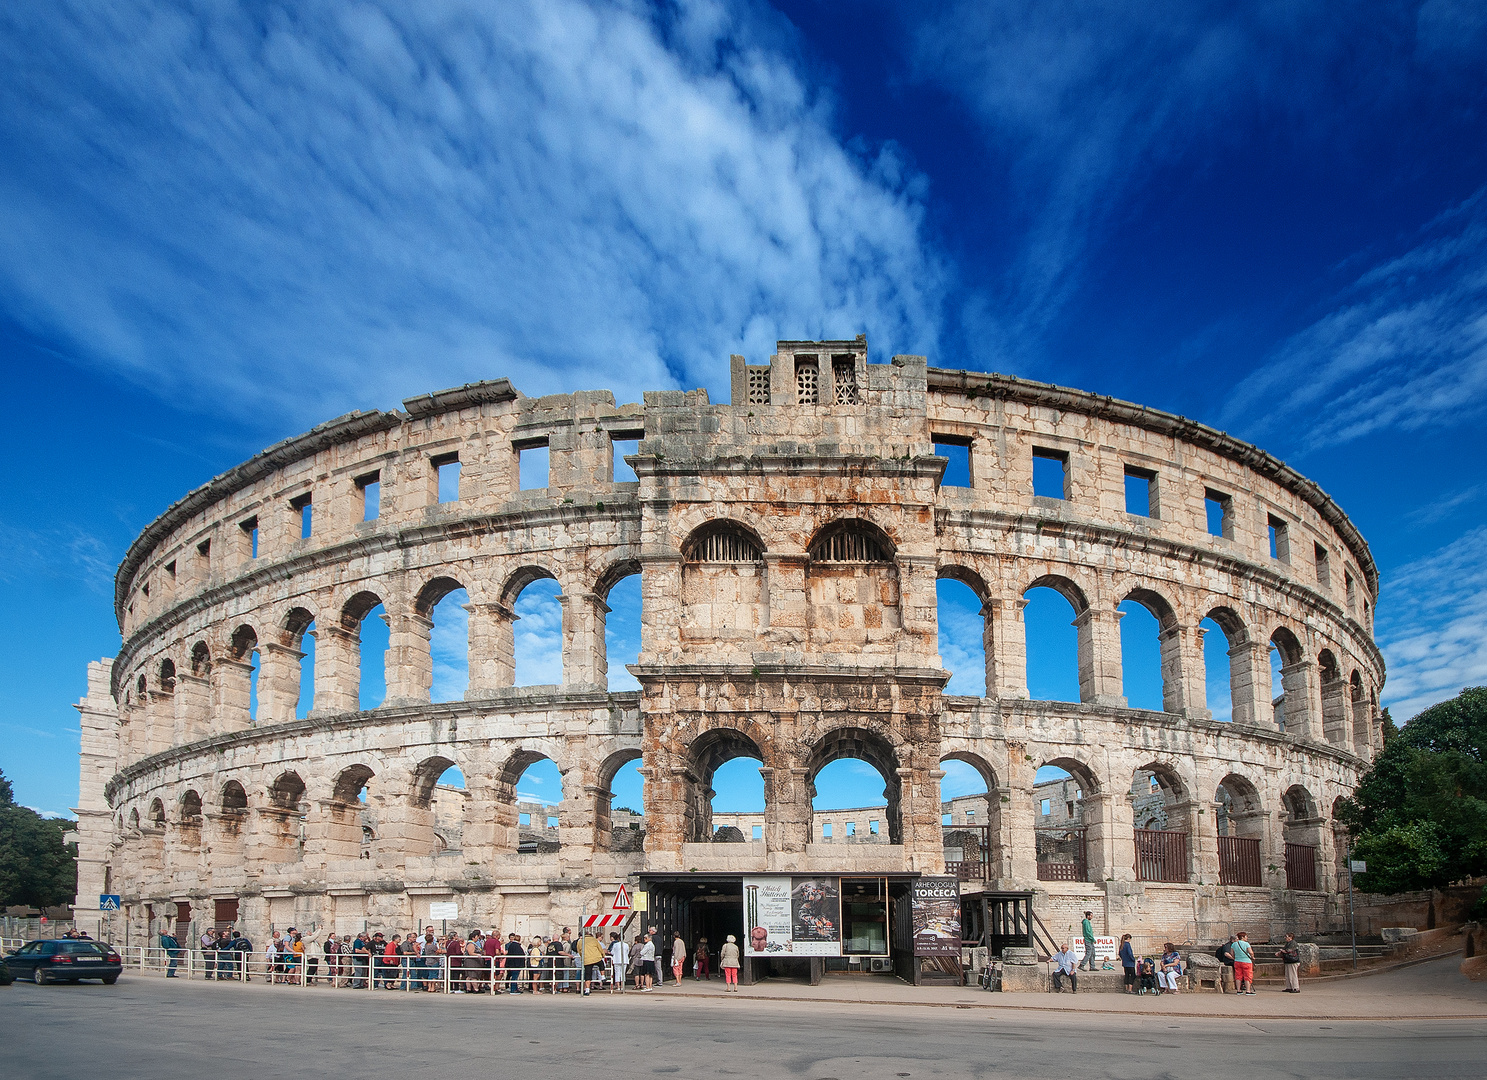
1268, 514, 1290, 563
869, 819, 880, 834
164, 561, 176, 580
518, 812, 531, 826
290, 492, 312, 539
356, 471, 381, 521
1124, 466, 1156, 517
1032, 448, 1068, 500
516, 440, 549, 491
795, 355, 820, 404
941, 813, 952, 826
611, 433, 641, 483
1040, 798, 1052, 816
747, 367, 771, 405
822, 822, 833, 840
1345, 571, 1357, 613
751, 824, 762, 840
846, 821, 857, 836
432, 453, 461, 503
240, 516, 259, 559
832, 355, 859, 404
546, 815, 559, 829
1314, 543, 1331, 588
965, 809, 975, 820
1204, 488, 1234, 538
933, 437, 972, 488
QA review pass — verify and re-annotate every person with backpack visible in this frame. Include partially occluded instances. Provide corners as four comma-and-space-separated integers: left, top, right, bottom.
230, 930, 252, 981
350, 932, 371, 989
1276, 932, 1302, 993
1216, 935, 1237, 994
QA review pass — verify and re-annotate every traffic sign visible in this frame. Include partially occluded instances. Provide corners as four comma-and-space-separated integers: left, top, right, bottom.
612, 884, 632, 911
99, 894, 121, 911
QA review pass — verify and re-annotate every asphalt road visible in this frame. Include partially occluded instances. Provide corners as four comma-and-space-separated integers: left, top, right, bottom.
4, 976, 1484, 1080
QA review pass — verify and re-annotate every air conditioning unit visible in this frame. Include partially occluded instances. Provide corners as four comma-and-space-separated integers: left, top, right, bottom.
868, 957, 893, 973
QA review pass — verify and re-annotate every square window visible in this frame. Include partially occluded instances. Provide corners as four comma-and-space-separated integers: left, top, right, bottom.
1032, 448, 1068, 499
611, 435, 641, 483
433, 453, 461, 503
518, 812, 531, 826
846, 821, 857, 836
290, 493, 312, 538
869, 820, 880, 834
1124, 466, 1155, 517
752, 824, 762, 840
1041, 798, 1051, 816
546, 815, 559, 829
942, 813, 952, 826
933, 438, 972, 487
356, 472, 381, 521
1205, 488, 1234, 538
517, 441, 549, 490
965, 809, 974, 820
822, 822, 833, 839
240, 516, 258, 559
1268, 515, 1290, 562
1314, 543, 1331, 588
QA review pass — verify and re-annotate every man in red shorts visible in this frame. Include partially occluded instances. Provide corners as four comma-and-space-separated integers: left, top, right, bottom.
1231, 931, 1256, 995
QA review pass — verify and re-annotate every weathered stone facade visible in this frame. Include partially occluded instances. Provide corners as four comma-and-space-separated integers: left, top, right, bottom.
75, 338, 1384, 953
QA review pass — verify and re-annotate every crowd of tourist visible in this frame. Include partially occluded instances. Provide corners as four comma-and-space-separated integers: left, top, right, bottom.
158, 922, 743, 993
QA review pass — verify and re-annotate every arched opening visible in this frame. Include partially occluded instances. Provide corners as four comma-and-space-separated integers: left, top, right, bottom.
148, 798, 165, 827
229, 625, 259, 724
1119, 589, 1175, 712
333, 765, 374, 804
688, 728, 766, 844
512, 578, 563, 687
1131, 764, 1190, 883
1033, 760, 1100, 882
1201, 608, 1246, 723
1269, 627, 1305, 734
1318, 649, 1347, 745
179, 790, 202, 825
496, 752, 564, 854
1281, 785, 1321, 890
221, 780, 248, 813
410, 757, 465, 856
1350, 671, 1370, 754
940, 753, 999, 880
599, 564, 642, 692
1215, 774, 1264, 886
265, 771, 307, 861
1023, 581, 1082, 703
327, 764, 376, 862
808, 728, 902, 846
681, 522, 767, 642
283, 608, 316, 719
344, 594, 388, 710
128, 808, 140, 830
415, 577, 470, 703
157, 660, 176, 695
805, 520, 900, 639
937, 573, 988, 697
269, 771, 306, 810
190, 641, 211, 676
598, 750, 646, 851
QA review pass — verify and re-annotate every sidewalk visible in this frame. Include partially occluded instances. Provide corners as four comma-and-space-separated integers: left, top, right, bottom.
640, 952, 1487, 1021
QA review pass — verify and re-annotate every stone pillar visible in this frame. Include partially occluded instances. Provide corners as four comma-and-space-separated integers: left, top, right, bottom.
1105, 791, 1136, 883
313, 625, 361, 714
559, 591, 607, 689
175, 673, 210, 743
898, 763, 946, 873
1074, 606, 1125, 707
467, 602, 516, 696
72, 660, 118, 938
1167, 797, 1205, 884
213, 657, 254, 731
1280, 660, 1317, 739
1261, 801, 1285, 888
764, 766, 812, 866
384, 612, 433, 705
1228, 640, 1270, 729
1321, 676, 1349, 747
256, 642, 304, 724
988, 598, 1028, 699
1003, 747, 1038, 884
1165, 622, 1209, 718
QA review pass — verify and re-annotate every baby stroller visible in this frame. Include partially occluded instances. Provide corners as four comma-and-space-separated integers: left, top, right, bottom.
1138, 957, 1160, 994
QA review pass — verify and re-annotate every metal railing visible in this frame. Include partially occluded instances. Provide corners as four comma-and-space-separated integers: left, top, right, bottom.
117, 946, 628, 995
1218, 835, 1263, 887
1285, 843, 1318, 891
1134, 829, 1189, 883
1035, 827, 1088, 882
943, 824, 992, 881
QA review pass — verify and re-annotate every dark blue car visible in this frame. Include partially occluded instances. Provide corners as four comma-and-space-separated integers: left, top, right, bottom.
5, 940, 122, 984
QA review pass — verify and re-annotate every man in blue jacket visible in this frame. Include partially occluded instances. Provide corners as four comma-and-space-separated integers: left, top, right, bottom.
159, 927, 182, 977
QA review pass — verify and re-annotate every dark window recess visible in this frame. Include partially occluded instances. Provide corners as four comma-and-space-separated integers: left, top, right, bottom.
432, 452, 461, 502
687, 527, 763, 563
290, 493, 312, 538
1124, 466, 1156, 517
1345, 571, 1357, 612
164, 561, 176, 580
933, 438, 972, 488
1314, 543, 1331, 588
356, 471, 381, 521
1032, 448, 1068, 499
810, 526, 891, 563
1268, 515, 1290, 562
1204, 489, 1234, 538
832, 355, 859, 404
515, 441, 548, 490
240, 517, 258, 559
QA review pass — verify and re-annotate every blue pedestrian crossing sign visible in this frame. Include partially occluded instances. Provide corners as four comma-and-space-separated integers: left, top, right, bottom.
99, 894, 121, 911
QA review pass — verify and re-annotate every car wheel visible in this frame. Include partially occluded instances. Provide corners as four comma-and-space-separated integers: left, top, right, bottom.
32, 968, 48, 986
102, 976, 118, 985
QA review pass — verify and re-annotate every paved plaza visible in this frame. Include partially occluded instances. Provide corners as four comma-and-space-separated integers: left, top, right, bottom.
4, 955, 1483, 1079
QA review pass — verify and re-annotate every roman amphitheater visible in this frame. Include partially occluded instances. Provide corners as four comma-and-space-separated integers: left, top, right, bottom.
74, 338, 1385, 978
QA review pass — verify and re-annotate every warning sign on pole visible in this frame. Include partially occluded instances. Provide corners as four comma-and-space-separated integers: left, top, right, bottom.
612, 885, 632, 911
582, 885, 636, 928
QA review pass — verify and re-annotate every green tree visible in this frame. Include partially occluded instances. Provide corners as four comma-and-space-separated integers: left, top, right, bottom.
0, 768, 78, 909
1337, 687, 1487, 893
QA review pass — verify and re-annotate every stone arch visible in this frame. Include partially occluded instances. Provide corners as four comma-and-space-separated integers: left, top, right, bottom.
1318, 649, 1348, 746
806, 520, 900, 640
332, 764, 375, 804
322, 764, 376, 861
1200, 606, 1248, 724
228, 624, 258, 660
136, 670, 148, 697
679, 522, 768, 646
500, 568, 564, 688
415, 575, 470, 703
1268, 626, 1309, 735
1032, 756, 1104, 882
682, 520, 766, 563
413, 576, 465, 616
190, 640, 211, 676
1281, 783, 1323, 889
1215, 772, 1266, 886
337, 591, 386, 711
128, 807, 140, 830
157, 658, 176, 694
220, 779, 248, 813
686, 725, 769, 843
807, 517, 898, 562
179, 789, 203, 824
1023, 575, 1090, 703
595, 557, 644, 692
495, 747, 565, 853
1024, 573, 1089, 613
806, 727, 903, 845
1118, 585, 1181, 713
595, 747, 644, 851
939, 750, 1002, 878
498, 565, 561, 610
409, 755, 462, 856
937, 566, 992, 697
269, 770, 307, 810
281, 607, 316, 645
148, 797, 165, 827
1131, 760, 1193, 883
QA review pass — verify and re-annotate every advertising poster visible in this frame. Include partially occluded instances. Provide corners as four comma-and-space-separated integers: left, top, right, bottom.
910, 876, 962, 958
743, 876, 793, 956
789, 877, 842, 956
1074, 937, 1119, 962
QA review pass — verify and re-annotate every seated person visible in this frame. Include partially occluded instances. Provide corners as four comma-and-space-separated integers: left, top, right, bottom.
1138, 957, 1160, 994
1159, 944, 1184, 992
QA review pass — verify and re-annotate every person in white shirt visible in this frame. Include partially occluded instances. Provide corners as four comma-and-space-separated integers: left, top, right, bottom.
609, 933, 629, 991
1052, 942, 1079, 993
639, 934, 656, 992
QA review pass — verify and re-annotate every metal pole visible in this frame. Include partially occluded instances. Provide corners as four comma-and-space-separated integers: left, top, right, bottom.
1348, 850, 1358, 972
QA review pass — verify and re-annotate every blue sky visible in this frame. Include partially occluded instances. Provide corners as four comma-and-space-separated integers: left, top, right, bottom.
3, 1, 1485, 818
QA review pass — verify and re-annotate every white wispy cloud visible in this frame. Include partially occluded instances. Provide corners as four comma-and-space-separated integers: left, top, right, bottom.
0, 522, 115, 593
513, 580, 564, 687
429, 589, 470, 703
1223, 190, 1487, 451
1376, 526, 1487, 723
0, 1, 941, 424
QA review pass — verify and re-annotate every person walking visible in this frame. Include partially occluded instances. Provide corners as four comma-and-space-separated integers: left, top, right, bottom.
1232, 931, 1256, 995
159, 927, 182, 978
1277, 933, 1302, 993
1051, 941, 1078, 993
1216, 935, 1237, 994
1119, 933, 1137, 993
670, 931, 687, 985
719, 934, 741, 992
1079, 911, 1098, 972
695, 936, 711, 980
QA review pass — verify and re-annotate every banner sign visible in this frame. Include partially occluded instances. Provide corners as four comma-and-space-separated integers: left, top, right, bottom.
743, 876, 842, 956
428, 902, 458, 920
1073, 936, 1119, 962
910, 877, 961, 958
